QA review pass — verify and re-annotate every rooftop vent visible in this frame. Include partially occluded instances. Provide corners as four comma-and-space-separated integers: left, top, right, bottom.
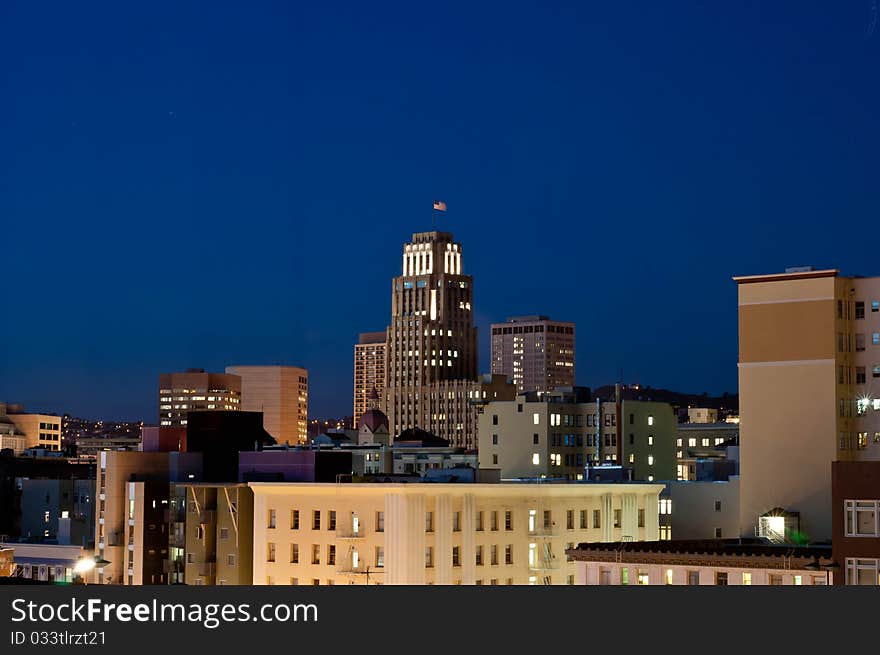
784, 266, 814, 273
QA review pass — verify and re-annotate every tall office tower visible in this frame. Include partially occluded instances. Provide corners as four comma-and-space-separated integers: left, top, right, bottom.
385, 231, 478, 444
158, 369, 241, 428
353, 331, 387, 428
734, 266, 880, 543
225, 365, 309, 445
491, 316, 575, 393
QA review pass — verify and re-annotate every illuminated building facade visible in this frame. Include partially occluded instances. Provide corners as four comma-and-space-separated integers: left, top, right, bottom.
158, 369, 241, 428
2, 403, 62, 452
249, 481, 662, 586
385, 231, 478, 445
93, 450, 202, 585
491, 316, 575, 393
735, 268, 880, 541
353, 331, 387, 428
478, 388, 677, 481
225, 365, 308, 445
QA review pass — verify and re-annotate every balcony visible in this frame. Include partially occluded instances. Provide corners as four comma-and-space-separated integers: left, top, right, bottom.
336, 529, 366, 540
336, 564, 370, 575
528, 559, 560, 572
528, 527, 557, 538
198, 562, 216, 578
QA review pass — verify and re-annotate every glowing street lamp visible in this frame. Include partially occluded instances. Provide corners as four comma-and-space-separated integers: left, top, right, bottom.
72, 556, 110, 584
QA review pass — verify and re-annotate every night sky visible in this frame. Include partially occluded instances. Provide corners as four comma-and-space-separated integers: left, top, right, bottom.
2, 1, 879, 421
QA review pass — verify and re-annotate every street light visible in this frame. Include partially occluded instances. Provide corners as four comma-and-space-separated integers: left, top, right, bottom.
72, 556, 110, 585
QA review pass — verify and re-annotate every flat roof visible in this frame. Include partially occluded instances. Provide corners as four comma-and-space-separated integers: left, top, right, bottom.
732, 269, 839, 284
248, 481, 665, 495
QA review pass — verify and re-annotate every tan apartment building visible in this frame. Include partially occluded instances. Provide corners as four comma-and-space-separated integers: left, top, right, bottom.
735, 267, 880, 541
491, 316, 575, 393
353, 331, 387, 428
226, 365, 308, 445
183, 484, 254, 585
478, 388, 677, 481
249, 481, 662, 586
385, 231, 478, 445
94, 450, 202, 585
158, 368, 241, 428
3, 403, 62, 451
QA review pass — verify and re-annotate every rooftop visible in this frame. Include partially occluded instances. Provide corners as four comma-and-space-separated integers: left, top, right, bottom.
566, 538, 834, 568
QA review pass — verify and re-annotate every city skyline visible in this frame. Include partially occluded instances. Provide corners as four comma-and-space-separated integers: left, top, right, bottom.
3, 2, 880, 421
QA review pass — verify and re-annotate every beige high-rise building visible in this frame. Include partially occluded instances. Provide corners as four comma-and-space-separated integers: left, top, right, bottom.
226, 365, 308, 445
158, 369, 241, 428
353, 332, 387, 428
735, 266, 880, 542
491, 316, 575, 393
3, 403, 62, 451
385, 231, 478, 444
249, 481, 662, 586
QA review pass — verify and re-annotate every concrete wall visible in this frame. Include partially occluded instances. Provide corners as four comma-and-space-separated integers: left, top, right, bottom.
664, 478, 740, 540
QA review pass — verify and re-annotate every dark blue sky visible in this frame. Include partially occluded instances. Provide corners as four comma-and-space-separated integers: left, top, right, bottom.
2, 1, 879, 421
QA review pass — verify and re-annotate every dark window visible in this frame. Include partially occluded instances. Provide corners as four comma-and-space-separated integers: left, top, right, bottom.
492, 415, 499, 425
533, 434, 539, 445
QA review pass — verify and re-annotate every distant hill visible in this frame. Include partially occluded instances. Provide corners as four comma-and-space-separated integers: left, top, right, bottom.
591, 384, 738, 417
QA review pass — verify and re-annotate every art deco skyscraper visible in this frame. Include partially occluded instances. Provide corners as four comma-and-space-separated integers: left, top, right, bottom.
385, 231, 478, 444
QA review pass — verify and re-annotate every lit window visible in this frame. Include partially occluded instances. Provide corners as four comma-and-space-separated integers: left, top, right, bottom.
742, 572, 752, 585
647, 416, 654, 426
532, 453, 540, 466
533, 413, 540, 425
